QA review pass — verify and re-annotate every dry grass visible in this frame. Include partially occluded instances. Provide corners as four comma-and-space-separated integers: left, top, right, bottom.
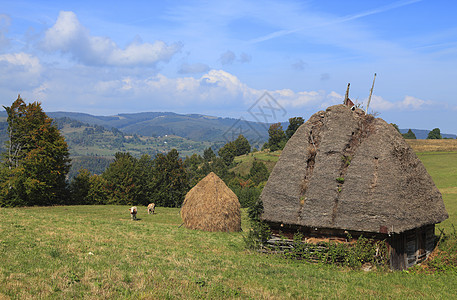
181, 172, 241, 232
406, 139, 457, 152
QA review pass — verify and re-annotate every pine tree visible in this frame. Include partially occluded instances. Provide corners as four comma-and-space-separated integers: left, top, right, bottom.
402, 129, 417, 139
0, 96, 71, 206
151, 149, 188, 207
203, 147, 216, 161
102, 152, 141, 205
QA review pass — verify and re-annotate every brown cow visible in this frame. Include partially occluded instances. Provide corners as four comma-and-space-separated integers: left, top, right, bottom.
147, 203, 155, 215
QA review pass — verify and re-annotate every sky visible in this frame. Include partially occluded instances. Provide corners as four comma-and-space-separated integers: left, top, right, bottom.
1, 0, 457, 133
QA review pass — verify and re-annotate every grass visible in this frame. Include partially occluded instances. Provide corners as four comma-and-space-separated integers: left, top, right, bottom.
232, 150, 281, 176
406, 139, 457, 152
1, 206, 457, 299
1, 150, 457, 299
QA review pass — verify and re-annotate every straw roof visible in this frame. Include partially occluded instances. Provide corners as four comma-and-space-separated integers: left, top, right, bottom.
181, 172, 241, 232
260, 105, 448, 234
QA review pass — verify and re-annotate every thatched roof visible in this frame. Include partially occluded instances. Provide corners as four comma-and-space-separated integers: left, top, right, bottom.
260, 105, 448, 234
181, 172, 241, 232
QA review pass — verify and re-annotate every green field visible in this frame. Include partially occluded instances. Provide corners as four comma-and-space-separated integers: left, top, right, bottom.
1, 152, 457, 299
232, 150, 281, 176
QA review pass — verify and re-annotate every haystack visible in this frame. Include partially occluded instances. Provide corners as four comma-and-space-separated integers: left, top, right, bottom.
181, 172, 241, 232
260, 104, 448, 269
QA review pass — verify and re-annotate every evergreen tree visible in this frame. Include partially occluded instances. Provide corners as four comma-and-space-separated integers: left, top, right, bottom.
285, 117, 304, 140
249, 160, 270, 185
402, 129, 417, 139
69, 169, 92, 205
151, 149, 188, 207
102, 152, 141, 205
427, 128, 442, 139
0, 96, 71, 207
268, 123, 286, 151
218, 141, 237, 166
233, 134, 251, 156
203, 147, 216, 161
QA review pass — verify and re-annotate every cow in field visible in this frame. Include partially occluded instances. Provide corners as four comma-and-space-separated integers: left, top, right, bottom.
129, 206, 138, 220
147, 203, 155, 215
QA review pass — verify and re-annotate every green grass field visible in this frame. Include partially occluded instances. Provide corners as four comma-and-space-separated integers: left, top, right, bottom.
232, 150, 281, 176
1, 152, 457, 299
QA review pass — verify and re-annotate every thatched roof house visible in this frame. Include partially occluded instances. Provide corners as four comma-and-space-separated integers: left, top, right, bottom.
181, 172, 241, 232
260, 104, 448, 269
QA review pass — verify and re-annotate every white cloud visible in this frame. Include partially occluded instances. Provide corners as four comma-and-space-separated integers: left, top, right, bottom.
0, 52, 42, 72
398, 95, 431, 110
0, 52, 43, 89
42, 11, 182, 67
369, 95, 431, 111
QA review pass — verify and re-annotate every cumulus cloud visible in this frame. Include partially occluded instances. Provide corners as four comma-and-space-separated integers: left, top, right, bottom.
0, 52, 43, 89
42, 11, 182, 67
89, 69, 343, 113
369, 95, 431, 111
178, 62, 210, 74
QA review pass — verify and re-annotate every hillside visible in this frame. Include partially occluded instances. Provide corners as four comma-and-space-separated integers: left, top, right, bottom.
47, 111, 270, 145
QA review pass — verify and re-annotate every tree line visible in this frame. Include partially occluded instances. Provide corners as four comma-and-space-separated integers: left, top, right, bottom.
1, 96, 294, 208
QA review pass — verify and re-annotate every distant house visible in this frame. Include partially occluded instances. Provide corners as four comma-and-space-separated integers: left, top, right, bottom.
260, 105, 448, 270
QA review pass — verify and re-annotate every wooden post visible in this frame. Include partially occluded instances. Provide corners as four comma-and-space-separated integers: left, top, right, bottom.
366, 73, 376, 113
343, 83, 350, 105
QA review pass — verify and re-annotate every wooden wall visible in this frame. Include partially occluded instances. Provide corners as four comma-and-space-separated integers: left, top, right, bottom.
389, 224, 436, 270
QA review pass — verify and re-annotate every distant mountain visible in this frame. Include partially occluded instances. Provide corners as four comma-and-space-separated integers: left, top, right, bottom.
47, 111, 270, 145
399, 129, 456, 139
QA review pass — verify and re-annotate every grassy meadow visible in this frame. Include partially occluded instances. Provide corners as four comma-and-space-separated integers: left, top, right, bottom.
1, 150, 457, 299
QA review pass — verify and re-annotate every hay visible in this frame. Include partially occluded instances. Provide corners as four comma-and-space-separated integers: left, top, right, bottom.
261, 104, 448, 234
180, 172, 241, 232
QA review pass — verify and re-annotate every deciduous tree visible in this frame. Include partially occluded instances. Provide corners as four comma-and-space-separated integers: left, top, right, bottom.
0, 96, 71, 207
427, 128, 442, 139
285, 117, 304, 140
268, 123, 286, 151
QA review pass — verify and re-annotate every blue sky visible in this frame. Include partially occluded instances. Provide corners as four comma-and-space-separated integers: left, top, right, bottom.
1, 0, 456, 133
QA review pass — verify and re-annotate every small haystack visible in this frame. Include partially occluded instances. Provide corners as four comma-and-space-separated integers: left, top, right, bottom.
180, 172, 241, 232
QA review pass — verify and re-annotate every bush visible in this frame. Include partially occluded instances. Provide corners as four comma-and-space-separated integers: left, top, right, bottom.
244, 198, 271, 249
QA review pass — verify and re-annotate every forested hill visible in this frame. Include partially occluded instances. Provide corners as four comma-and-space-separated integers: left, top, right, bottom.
46, 111, 271, 143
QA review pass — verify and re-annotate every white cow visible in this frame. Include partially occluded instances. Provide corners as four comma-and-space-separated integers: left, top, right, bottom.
147, 203, 156, 215
129, 206, 138, 220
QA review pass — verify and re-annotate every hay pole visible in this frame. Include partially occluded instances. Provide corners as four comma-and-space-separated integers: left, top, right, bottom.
343, 83, 350, 105
366, 73, 376, 113
178, 222, 184, 228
